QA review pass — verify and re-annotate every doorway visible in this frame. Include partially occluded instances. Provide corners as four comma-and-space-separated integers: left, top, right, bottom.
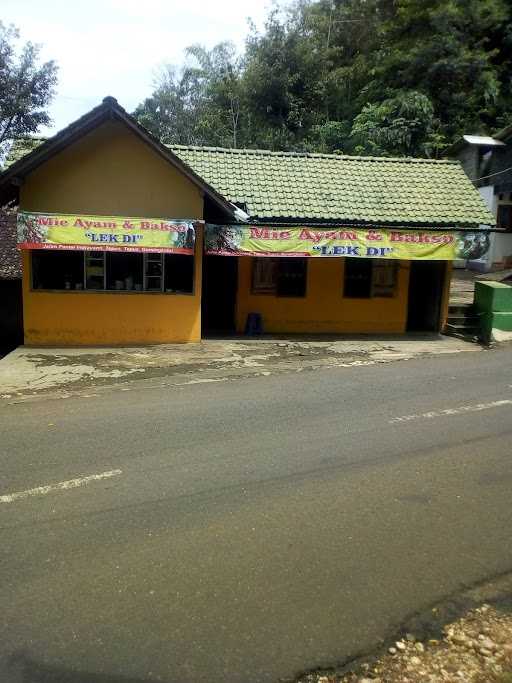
407, 261, 447, 332
0, 279, 23, 356
201, 255, 238, 335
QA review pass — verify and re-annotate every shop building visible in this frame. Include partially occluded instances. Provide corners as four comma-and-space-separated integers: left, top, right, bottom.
450, 127, 512, 272
0, 97, 494, 346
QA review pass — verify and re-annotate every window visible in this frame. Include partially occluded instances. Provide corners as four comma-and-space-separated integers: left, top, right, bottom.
344, 258, 372, 298
252, 259, 278, 293
85, 252, 106, 290
497, 205, 512, 233
371, 260, 398, 297
277, 259, 307, 296
251, 258, 307, 297
107, 252, 143, 291
344, 258, 397, 298
165, 254, 194, 293
32, 250, 193, 294
32, 250, 84, 291
143, 253, 163, 291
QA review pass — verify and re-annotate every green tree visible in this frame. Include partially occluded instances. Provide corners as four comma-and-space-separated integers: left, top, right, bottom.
134, 0, 512, 156
371, 0, 511, 140
0, 22, 58, 163
242, 8, 323, 149
185, 43, 245, 148
134, 42, 246, 148
133, 66, 199, 145
350, 91, 440, 157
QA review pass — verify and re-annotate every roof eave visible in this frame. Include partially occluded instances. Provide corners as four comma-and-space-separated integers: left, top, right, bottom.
241, 216, 495, 231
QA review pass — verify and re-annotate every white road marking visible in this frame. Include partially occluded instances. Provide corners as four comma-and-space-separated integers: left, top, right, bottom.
390, 399, 512, 424
0, 469, 122, 504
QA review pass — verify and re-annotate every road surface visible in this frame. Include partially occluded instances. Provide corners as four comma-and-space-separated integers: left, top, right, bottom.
1, 349, 512, 682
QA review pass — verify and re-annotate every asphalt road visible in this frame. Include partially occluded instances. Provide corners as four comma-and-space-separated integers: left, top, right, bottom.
1, 349, 512, 683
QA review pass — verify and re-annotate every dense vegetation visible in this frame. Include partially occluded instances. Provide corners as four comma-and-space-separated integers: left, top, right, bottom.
133, 0, 512, 157
0, 22, 57, 164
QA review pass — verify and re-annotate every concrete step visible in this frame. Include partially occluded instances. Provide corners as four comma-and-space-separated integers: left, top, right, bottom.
445, 303, 482, 341
448, 303, 478, 316
445, 322, 480, 332
444, 326, 481, 343
448, 313, 481, 323
446, 318, 481, 330
444, 321, 481, 342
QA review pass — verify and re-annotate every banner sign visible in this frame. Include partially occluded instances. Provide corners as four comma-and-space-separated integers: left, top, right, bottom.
205, 224, 490, 261
17, 212, 199, 254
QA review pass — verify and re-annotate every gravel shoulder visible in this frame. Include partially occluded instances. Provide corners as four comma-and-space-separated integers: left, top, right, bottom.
298, 574, 512, 683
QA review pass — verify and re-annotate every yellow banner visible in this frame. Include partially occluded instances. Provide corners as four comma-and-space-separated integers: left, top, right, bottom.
17, 211, 199, 254
205, 225, 491, 261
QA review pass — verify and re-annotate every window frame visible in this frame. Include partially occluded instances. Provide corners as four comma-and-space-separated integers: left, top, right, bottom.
31, 249, 195, 295
85, 251, 107, 291
251, 257, 308, 298
251, 258, 279, 295
143, 252, 164, 292
497, 203, 512, 233
343, 257, 398, 299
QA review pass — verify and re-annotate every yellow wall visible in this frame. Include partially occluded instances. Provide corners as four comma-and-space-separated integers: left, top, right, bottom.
20, 121, 203, 217
20, 121, 204, 345
236, 257, 411, 334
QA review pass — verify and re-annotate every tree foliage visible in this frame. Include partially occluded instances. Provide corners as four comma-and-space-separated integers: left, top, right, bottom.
133, 0, 512, 157
0, 22, 58, 162
134, 42, 245, 148
350, 91, 437, 157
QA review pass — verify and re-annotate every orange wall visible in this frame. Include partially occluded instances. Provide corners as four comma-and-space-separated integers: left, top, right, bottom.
20, 121, 204, 345
236, 257, 411, 334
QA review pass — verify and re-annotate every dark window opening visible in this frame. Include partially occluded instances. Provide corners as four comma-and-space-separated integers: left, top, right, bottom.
344, 258, 397, 298
277, 259, 307, 297
344, 258, 373, 298
497, 205, 512, 233
32, 250, 84, 291
165, 254, 194, 293
107, 252, 143, 291
32, 250, 194, 294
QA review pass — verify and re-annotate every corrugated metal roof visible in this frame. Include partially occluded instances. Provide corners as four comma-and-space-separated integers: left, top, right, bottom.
463, 135, 505, 147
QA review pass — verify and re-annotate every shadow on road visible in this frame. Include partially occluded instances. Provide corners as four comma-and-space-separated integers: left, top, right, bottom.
2, 652, 173, 683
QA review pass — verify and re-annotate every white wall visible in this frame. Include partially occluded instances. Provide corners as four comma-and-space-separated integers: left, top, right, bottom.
468, 186, 512, 272
479, 185, 496, 212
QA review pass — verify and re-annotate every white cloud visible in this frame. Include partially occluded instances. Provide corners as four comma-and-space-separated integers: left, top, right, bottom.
2, 0, 273, 132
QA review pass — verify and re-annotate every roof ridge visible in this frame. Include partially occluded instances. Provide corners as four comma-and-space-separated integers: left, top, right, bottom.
169, 144, 458, 164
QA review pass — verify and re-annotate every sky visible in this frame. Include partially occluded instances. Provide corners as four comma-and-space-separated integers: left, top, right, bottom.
2, 0, 273, 134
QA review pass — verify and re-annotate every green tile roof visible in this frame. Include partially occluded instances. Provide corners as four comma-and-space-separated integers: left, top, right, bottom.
170, 145, 495, 229
3, 134, 495, 229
